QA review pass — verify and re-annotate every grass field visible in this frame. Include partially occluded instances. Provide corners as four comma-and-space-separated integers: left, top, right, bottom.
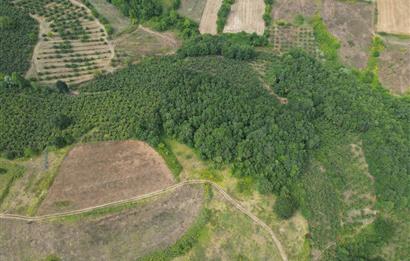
38, 141, 175, 214
178, 0, 207, 23
377, 0, 410, 35
87, 0, 130, 34
223, 0, 265, 35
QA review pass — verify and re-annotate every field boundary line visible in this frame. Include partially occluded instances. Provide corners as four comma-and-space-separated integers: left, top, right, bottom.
0, 179, 288, 261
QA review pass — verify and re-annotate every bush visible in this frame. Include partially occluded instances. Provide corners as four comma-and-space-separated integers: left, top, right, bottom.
274, 190, 299, 219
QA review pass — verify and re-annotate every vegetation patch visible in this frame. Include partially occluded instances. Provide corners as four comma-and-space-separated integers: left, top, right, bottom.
216, 0, 234, 33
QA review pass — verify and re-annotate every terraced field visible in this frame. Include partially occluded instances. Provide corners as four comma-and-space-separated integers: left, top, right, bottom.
270, 24, 318, 56
17, 0, 113, 86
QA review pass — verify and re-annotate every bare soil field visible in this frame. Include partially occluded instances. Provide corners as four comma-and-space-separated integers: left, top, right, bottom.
272, 0, 318, 22
38, 141, 175, 214
178, 0, 207, 23
379, 42, 410, 94
0, 185, 204, 261
322, 0, 374, 68
377, 0, 410, 35
112, 26, 179, 67
199, 0, 223, 35
20, 0, 114, 86
87, 0, 130, 34
223, 0, 265, 35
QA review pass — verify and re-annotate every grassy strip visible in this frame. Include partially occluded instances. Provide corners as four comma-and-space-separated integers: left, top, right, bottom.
81, 0, 113, 35
0, 161, 24, 207
156, 140, 183, 181
310, 14, 340, 63
138, 207, 211, 261
216, 0, 235, 34
263, 0, 274, 27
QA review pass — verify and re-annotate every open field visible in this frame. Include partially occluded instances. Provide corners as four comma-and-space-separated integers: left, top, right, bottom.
0, 185, 204, 261
199, 0, 222, 34
379, 42, 410, 94
38, 141, 175, 214
322, 0, 374, 68
377, 0, 410, 35
271, 0, 318, 22
178, 0, 207, 23
18, 0, 114, 85
112, 26, 179, 67
223, 0, 265, 35
87, 0, 130, 34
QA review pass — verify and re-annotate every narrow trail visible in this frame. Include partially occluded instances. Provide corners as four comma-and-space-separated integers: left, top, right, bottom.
0, 179, 288, 261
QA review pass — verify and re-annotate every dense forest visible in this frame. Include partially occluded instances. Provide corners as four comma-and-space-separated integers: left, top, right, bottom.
0, 1, 38, 75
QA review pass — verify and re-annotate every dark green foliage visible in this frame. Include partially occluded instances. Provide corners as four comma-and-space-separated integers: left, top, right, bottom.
216, 0, 234, 33
0, 1, 38, 74
53, 114, 72, 130
56, 80, 69, 93
263, 0, 274, 27
274, 189, 298, 219
0, 168, 6, 175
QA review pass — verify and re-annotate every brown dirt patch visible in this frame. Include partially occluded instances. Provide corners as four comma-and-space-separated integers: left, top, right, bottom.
223, 0, 266, 35
271, 0, 318, 22
378, 41, 410, 94
377, 0, 410, 35
322, 0, 374, 68
38, 140, 175, 215
199, 0, 223, 35
0, 185, 204, 261
178, 0, 207, 23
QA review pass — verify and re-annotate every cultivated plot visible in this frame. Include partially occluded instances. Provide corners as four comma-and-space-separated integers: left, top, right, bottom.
223, 0, 265, 35
87, 0, 130, 34
38, 141, 175, 214
377, 0, 410, 35
199, 0, 222, 35
18, 0, 114, 85
322, 0, 374, 68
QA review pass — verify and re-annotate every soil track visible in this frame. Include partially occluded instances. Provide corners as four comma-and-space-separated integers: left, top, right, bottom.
0, 179, 288, 261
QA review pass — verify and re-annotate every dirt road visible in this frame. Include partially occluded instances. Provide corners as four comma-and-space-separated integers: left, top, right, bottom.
0, 179, 288, 261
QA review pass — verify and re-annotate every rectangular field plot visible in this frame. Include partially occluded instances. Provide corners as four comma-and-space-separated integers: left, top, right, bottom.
223, 0, 265, 35
199, 0, 223, 34
377, 0, 410, 35
178, 0, 207, 23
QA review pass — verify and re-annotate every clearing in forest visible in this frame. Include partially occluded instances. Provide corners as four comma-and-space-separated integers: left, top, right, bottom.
178, 0, 207, 23
199, 0, 222, 35
0, 185, 204, 260
223, 0, 265, 35
18, 0, 114, 86
38, 141, 175, 214
322, 0, 374, 68
377, 0, 410, 35
87, 0, 130, 34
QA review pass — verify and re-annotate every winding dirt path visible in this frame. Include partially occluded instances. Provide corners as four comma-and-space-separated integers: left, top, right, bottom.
0, 179, 288, 261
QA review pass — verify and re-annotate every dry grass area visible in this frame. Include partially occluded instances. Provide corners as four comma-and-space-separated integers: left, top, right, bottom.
178, 0, 207, 23
377, 0, 410, 35
87, 0, 130, 34
0, 148, 69, 216
20, 0, 114, 86
322, 0, 374, 68
0, 185, 204, 261
199, 0, 222, 35
379, 42, 410, 94
38, 141, 175, 215
223, 0, 265, 35
271, 0, 318, 22
112, 26, 179, 67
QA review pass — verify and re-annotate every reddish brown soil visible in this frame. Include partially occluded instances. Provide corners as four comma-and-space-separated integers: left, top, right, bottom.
271, 0, 318, 22
38, 140, 175, 214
